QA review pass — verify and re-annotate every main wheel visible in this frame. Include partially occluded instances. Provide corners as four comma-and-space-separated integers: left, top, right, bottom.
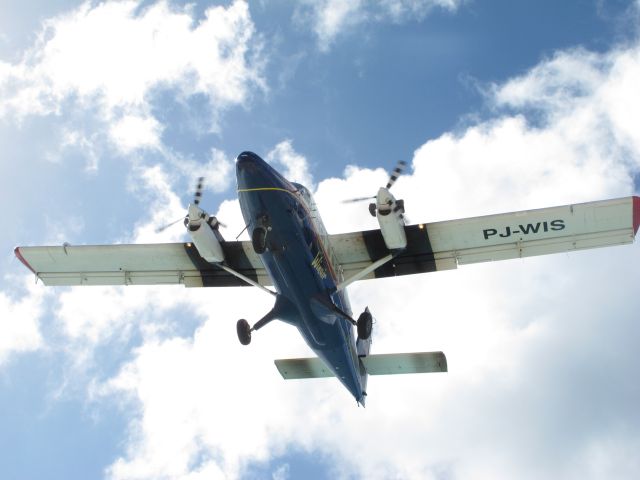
237, 319, 252, 345
368, 203, 377, 217
357, 311, 373, 340
251, 227, 267, 254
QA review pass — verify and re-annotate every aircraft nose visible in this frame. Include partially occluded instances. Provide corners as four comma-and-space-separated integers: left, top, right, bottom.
236, 151, 266, 190
235, 150, 295, 192
236, 151, 263, 174
236, 151, 285, 192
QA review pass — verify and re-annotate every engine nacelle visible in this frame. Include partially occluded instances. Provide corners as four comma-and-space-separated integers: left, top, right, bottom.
375, 187, 407, 251
186, 204, 225, 263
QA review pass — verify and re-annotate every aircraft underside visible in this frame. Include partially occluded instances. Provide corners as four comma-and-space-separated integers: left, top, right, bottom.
236, 151, 367, 403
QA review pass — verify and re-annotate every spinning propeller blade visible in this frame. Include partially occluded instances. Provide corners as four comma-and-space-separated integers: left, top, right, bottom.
342, 196, 375, 204
190, 176, 227, 228
155, 217, 185, 234
154, 176, 226, 233
341, 160, 407, 204
385, 160, 406, 189
193, 176, 204, 206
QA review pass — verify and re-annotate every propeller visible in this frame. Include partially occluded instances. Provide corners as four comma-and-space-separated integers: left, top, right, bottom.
342, 195, 375, 204
188, 177, 226, 229
155, 217, 185, 234
386, 160, 406, 189
342, 160, 407, 204
193, 176, 204, 205
154, 177, 226, 233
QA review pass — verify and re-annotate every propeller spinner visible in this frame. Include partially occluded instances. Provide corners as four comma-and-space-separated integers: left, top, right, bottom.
155, 177, 225, 234
186, 177, 225, 231
343, 160, 407, 221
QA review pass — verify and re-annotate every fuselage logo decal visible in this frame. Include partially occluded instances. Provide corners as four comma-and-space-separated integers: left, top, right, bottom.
311, 251, 328, 279
483, 219, 565, 240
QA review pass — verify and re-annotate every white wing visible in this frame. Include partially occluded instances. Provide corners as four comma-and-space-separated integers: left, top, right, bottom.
330, 196, 639, 280
14, 241, 270, 288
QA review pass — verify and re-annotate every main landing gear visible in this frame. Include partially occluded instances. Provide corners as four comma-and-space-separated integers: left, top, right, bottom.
237, 319, 252, 345
357, 308, 373, 340
236, 294, 294, 346
236, 314, 273, 346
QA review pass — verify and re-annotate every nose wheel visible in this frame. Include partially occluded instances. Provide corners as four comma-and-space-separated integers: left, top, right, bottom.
251, 227, 267, 254
237, 319, 252, 345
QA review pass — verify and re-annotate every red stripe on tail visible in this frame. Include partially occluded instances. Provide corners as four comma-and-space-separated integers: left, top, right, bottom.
634, 196, 640, 236
14, 247, 36, 274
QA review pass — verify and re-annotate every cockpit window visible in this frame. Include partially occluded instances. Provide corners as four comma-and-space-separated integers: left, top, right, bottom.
292, 182, 310, 200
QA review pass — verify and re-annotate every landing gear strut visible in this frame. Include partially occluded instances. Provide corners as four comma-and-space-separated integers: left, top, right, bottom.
236, 295, 294, 346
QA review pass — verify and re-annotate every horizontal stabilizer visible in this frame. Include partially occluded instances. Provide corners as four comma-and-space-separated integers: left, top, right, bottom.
362, 352, 447, 375
275, 357, 333, 379
274, 351, 447, 380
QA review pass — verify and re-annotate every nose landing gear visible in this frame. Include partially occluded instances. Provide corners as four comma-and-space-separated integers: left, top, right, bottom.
251, 227, 267, 254
251, 214, 271, 254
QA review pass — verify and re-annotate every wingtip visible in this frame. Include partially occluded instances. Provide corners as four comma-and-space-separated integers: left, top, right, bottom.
634, 196, 640, 236
14, 247, 36, 274
440, 351, 448, 373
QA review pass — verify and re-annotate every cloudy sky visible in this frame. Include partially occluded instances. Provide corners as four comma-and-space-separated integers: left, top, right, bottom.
2, 1, 640, 478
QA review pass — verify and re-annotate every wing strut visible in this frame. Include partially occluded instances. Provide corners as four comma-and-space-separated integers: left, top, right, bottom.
335, 254, 394, 292
216, 263, 277, 297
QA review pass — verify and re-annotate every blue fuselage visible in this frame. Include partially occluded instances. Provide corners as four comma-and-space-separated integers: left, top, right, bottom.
236, 151, 365, 403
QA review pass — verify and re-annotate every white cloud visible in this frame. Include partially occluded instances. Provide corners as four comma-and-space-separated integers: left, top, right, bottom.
56, 128, 102, 171
86, 32, 640, 480
109, 115, 163, 154
0, 0, 264, 149
378, 0, 462, 22
105, 148, 236, 245
127, 164, 187, 244
0, 276, 47, 365
8, 6, 639, 478
296, 0, 365, 52
272, 463, 290, 480
96, 288, 302, 480
170, 149, 235, 196
266, 140, 315, 189
296, 0, 463, 51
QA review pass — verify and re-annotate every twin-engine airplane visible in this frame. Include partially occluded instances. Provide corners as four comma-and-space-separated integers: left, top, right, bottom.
15, 152, 640, 405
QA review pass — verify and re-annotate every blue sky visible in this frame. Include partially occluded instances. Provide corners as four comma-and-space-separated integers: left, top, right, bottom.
2, 1, 640, 479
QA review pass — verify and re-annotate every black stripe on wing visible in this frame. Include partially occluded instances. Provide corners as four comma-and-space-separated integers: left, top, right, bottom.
361, 225, 437, 278
184, 242, 262, 287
